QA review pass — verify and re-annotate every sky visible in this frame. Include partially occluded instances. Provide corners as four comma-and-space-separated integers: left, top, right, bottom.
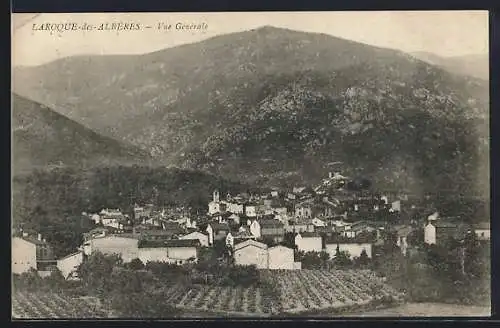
12, 11, 489, 67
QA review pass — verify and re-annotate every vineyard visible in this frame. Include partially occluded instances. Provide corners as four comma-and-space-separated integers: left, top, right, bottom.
12, 292, 112, 319
12, 269, 404, 318
163, 284, 269, 315
168, 269, 404, 316
260, 269, 405, 314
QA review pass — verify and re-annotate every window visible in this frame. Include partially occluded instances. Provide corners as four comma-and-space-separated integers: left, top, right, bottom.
481, 232, 485, 237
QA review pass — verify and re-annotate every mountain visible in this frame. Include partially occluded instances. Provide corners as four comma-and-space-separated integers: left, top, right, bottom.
12, 26, 489, 196
411, 52, 488, 80
12, 94, 151, 174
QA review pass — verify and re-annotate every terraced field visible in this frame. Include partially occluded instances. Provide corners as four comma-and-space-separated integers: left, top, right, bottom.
12, 292, 112, 319
12, 269, 404, 318
260, 269, 404, 314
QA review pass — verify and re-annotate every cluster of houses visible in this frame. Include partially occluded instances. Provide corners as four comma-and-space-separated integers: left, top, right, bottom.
12, 172, 491, 279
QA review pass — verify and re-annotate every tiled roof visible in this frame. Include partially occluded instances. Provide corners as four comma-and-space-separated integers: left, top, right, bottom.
58, 251, 83, 261
19, 236, 47, 246
209, 222, 230, 231
473, 222, 490, 230
432, 220, 460, 228
234, 239, 268, 251
259, 219, 284, 228
325, 234, 376, 245
138, 239, 200, 248
298, 232, 321, 238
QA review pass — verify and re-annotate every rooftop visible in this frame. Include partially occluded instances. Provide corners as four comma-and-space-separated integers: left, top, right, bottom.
298, 232, 321, 238
473, 222, 490, 230
234, 239, 268, 251
258, 219, 284, 228
138, 239, 200, 248
208, 222, 230, 231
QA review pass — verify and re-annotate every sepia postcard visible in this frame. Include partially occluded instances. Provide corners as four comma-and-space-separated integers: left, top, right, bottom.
11, 11, 490, 319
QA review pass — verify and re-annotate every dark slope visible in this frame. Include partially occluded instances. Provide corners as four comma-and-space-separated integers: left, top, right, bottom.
12, 26, 489, 196
12, 94, 150, 174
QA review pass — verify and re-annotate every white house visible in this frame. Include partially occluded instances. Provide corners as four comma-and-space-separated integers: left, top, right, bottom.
83, 235, 139, 262
473, 222, 490, 240
295, 200, 313, 219
12, 236, 37, 274
12, 234, 55, 275
208, 190, 222, 215
295, 232, 323, 252
245, 204, 257, 217
391, 200, 401, 212
138, 239, 199, 265
233, 240, 268, 269
311, 218, 326, 227
267, 245, 296, 270
223, 201, 245, 215
57, 251, 83, 280
226, 232, 235, 248
179, 231, 209, 247
90, 214, 101, 224
101, 217, 122, 229
424, 222, 437, 245
249, 219, 261, 238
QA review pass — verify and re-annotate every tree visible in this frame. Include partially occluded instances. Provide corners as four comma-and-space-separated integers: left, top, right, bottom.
77, 252, 123, 296
333, 249, 352, 267
354, 249, 370, 268
128, 258, 145, 270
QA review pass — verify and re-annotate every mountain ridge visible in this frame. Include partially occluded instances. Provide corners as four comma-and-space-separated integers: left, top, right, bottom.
12, 26, 489, 196
12, 94, 152, 174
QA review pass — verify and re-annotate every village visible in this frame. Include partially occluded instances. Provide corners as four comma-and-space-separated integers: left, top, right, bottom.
12, 171, 491, 282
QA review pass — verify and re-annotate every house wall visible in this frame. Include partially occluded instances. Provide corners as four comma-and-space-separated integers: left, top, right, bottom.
179, 232, 209, 247
246, 206, 257, 217
295, 207, 312, 218
261, 227, 284, 242
268, 246, 294, 270
424, 224, 436, 244
250, 222, 261, 238
285, 224, 314, 233
325, 243, 373, 259
224, 202, 244, 214
295, 236, 323, 252
226, 234, 234, 247
90, 236, 139, 262
234, 246, 268, 269
168, 247, 197, 262
206, 226, 214, 245
12, 238, 37, 274
102, 219, 120, 229
57, 252, 83, 279
208, 201, 220, 215
475, 229, 491, 240
138, 247, 169, 264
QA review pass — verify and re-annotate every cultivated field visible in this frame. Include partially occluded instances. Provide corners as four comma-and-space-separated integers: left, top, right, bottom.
12, 269, 405, 318
170, 269, 404, 316
12, 291, 111, 319
261, 269, 404, 314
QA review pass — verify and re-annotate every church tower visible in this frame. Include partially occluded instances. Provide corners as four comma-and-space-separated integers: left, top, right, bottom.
213, 190, 220, 203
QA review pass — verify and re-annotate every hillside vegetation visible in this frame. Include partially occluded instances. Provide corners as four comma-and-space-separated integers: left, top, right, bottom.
12, 94, 151, 174
13, 26, 489, 196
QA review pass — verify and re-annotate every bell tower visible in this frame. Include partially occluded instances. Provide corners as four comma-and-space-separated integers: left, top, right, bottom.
213, 190, 220, 202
